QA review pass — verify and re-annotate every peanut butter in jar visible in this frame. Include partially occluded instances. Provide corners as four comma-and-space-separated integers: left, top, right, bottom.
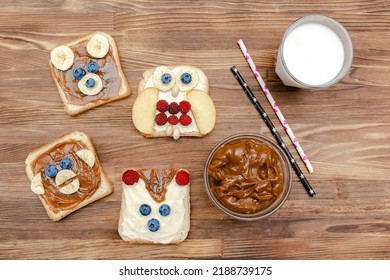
205, 134, 292, 219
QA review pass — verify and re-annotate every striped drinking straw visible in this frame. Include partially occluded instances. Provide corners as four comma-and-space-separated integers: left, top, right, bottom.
237, 39, 314, 173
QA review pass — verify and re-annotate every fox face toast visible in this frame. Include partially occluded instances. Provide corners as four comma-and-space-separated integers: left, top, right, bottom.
49, 32, 131, 115
25, 131, 113, 221
132, 66, 216, 139
118, 168, 190, 244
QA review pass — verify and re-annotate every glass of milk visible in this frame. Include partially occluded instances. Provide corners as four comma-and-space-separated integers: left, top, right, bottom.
275, 14, 353, 88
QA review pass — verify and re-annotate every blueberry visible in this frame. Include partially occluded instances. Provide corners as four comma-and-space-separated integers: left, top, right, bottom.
147, 218, 160, 232
44, 165, 58, 178
161, 73, 172, 84
86, 78, 96, 88
72, 67, 86, 80
59, 157, 72, 169
159, 204, 171, 216
180, 73, 192, 84
139, 204, 151, 216
86, 61, 99, 73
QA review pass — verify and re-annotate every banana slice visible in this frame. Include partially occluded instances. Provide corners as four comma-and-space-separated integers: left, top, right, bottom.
50, 46, 74, 71
152, 66, 176, 92
59, 179, 80, 195
176, 67, 199, 92
78, 73, 103, 96
55, 169, 77, 186
30, 173, 44, 195
76, 149, 96, 168
87, 33, 110, 58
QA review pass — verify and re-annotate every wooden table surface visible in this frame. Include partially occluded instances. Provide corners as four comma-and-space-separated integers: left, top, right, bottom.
1, 0, 390, 260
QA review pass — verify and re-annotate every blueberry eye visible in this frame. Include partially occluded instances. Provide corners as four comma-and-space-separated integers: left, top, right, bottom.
161, 73, 172, 84
72, 67, 85, 80
86, 78, 96, 88
86, 61, 99, 73
159, 204, 171, 216
44, 165, 58, 178
180, 73, 192, 84
147, 218, 160, 232
139, 204, 151, 216
59, 157, 72, 169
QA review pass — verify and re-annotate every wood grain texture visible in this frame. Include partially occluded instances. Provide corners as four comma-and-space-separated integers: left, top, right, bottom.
1, 0, 390, 259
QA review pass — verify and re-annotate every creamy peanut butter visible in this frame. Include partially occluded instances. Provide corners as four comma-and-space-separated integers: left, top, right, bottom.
207, 138, 284, 214
32, 141, 101, 213
138, 169, 176, 203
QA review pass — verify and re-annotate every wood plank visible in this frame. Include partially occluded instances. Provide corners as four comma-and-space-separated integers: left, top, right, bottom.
0, 239, 222, 259
222, 235, 390, 259
1, 0, 390, 260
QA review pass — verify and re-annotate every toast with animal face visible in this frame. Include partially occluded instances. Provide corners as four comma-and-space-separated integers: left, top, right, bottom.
132, 66, 216, 139
25, 131, 113, 221
118, 168, 190, 244
49, 31, 131, 115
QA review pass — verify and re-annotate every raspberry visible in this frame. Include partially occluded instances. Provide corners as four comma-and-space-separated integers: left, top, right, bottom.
179, 100, 191, 114
175, 170, 190, 186
156, 100, 169, 113
168, 115, 179, 125
122, 169, 140, 185
168, 102, 180, 114
179, 114, 192, 126
155, 113, 168, 126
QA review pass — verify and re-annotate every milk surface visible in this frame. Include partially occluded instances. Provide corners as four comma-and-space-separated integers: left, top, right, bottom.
282, 23, 345, 86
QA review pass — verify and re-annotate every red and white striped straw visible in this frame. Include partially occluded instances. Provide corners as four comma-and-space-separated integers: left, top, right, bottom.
237, 39, 314, 173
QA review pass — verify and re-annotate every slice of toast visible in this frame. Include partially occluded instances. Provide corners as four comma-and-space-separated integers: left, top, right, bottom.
49, 31, 131, 116
132, 65, 216, 139
118, 168, 190, 244
25, 131, 113, 221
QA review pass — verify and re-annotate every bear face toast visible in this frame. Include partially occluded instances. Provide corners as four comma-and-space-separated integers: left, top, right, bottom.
132, 66, 216, 139
49, 31, 131, 116
25, 131, 113, 221
118, 168, 190, 244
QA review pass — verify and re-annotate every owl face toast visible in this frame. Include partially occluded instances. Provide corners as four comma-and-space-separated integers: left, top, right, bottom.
25, 131, 113, 221
49, 32, 131, 115
118, 168, 190, 244
132, 66, 216, 139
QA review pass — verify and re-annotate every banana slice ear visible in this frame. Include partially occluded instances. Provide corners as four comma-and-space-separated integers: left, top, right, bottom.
176, 67, 199, 92
31, 173, 44, 195
152, 66, 176, 92
50, 46, 74, 71
76, 149, 96, 168
87, 33, 109, 58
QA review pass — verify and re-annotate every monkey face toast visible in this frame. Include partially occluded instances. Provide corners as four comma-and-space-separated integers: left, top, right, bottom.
25, 131, 113, 221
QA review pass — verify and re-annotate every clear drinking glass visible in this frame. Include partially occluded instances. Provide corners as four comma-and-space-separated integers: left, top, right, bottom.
275, 14, 353, 88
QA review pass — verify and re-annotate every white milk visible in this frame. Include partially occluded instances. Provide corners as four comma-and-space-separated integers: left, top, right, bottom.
282, 23, 345, 86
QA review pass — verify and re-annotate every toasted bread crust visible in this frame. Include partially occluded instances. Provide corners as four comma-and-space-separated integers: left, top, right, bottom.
49, 32, 131, 116
25, 131, 113, 221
